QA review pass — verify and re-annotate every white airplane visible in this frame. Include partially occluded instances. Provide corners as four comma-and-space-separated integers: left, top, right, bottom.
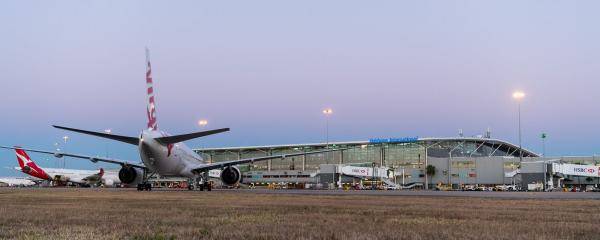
0, 177, 36, 187
1, 49, 340, 191
8, 149, 105, 186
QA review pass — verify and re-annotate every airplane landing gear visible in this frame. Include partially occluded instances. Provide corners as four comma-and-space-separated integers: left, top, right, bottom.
137, 170, 153, 191
137, 183, 152, 191
196, 172, 212, 191
198, 181, 212, 191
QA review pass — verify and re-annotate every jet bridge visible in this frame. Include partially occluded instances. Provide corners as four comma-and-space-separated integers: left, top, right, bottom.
552, 163, 600, 177
338, 165, 391, 179
337, 165, 401, 189
520, 161, 599, 189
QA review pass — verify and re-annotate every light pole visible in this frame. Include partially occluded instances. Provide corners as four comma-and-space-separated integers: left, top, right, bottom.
62, 136, 69, 168
372, 162, 376, 190
512, 91, 525, 163
104, 129, 112, 158
54, 142, 60, 168
322, 108, 333, 188
197, 120, 208, 150
322, 108, 332, 146
541, 133, 547, 157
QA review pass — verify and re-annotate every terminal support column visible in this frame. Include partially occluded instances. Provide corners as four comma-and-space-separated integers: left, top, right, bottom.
302, 153, 306, 171
267, 149, 272, 171
380, 145, 385, 166
424, 147, 428, 190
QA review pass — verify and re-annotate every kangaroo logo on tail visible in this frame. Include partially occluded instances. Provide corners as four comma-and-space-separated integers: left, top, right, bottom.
15, 149, 34, 169
14, 149, 50, 180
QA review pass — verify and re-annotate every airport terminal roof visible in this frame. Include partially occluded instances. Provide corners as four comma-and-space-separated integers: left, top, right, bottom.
194, 137, 539, 158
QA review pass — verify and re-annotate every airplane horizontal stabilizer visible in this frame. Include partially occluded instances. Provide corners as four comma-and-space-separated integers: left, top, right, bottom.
154, 128, 230, 145
53, 125, 139, 145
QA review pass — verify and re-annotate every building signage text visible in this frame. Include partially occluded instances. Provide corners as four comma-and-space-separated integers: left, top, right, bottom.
369, 137, 419, 144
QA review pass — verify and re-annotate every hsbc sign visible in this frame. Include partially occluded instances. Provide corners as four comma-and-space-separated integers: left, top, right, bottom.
574, 168, 595, 174
553, 163, 600, 177
340, 166, 389, 178
340, 166, 373, 177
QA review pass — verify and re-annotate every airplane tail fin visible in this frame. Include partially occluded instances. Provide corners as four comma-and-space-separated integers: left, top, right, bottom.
145, 48, 158, 130
52, 49, 229, 147
15, 148, 34, 169
53, 125, 139, 145
14, 148, 50, 180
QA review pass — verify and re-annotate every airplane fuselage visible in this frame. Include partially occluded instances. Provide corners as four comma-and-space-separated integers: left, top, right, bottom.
43, 168, 103, 184
139, 129, 207, 178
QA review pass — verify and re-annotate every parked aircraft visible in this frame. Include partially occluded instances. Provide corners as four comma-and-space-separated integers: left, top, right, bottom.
10, 149, 105, 186
0, 177, 36, 187
1, 49, 340, 191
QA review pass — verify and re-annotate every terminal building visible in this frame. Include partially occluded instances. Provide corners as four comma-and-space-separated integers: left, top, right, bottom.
195, 136, 600, 190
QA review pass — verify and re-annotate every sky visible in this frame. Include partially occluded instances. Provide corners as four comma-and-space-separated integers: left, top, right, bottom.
0, 1, 598, 176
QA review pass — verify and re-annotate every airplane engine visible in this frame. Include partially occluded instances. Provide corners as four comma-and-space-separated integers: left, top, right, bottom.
220, 166, 242, 186
118, 166, 143, 185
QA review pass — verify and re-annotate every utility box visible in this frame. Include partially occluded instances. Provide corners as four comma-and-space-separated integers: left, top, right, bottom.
528, 183, 543, 191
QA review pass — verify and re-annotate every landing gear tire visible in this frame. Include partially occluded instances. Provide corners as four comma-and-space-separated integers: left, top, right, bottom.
137, 183, 152, 191
199, 184, 205, 191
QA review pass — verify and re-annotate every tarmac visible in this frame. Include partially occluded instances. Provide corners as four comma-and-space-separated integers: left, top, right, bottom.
2, 187, 600, 199
228, 189, 600, 200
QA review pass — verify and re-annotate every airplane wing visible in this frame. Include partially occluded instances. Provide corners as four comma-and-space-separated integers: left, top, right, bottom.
0, 146, 146, 169
191, 148, 344, 174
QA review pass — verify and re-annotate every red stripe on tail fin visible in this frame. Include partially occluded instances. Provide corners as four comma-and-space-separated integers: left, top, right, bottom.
146, 48, 158, 130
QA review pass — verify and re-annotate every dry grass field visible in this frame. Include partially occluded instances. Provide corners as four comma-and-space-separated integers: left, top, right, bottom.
0, 189, 599, 240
